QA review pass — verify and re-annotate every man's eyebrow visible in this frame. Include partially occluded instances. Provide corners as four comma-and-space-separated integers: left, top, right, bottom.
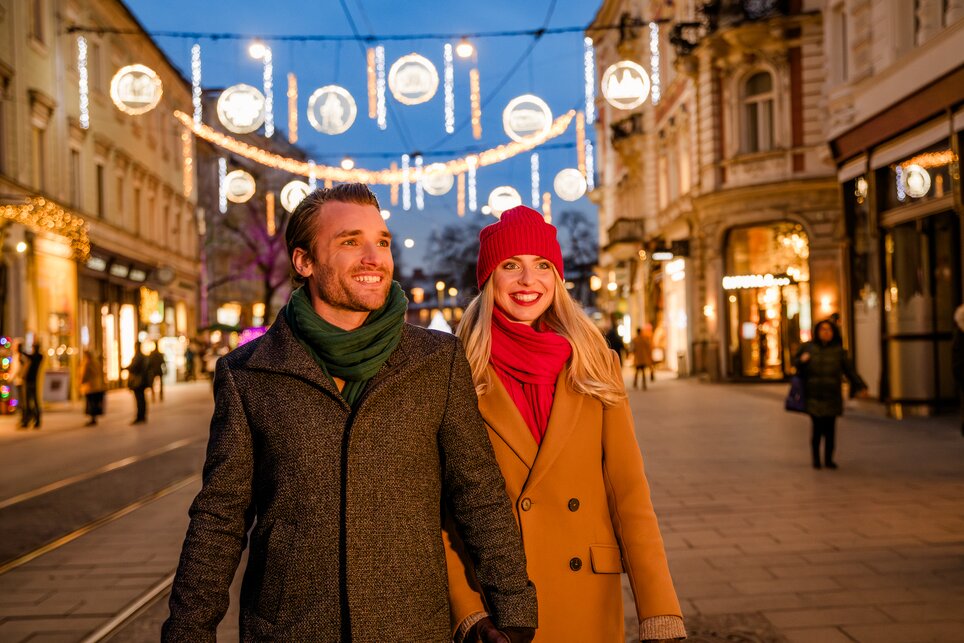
333, 229, 393, 240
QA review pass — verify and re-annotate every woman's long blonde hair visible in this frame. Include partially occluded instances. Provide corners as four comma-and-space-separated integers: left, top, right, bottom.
457, 269, 627, 407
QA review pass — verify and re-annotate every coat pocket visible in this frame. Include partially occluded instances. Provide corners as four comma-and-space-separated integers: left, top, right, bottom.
589, 545, 624, 573
254, 519, 296, 624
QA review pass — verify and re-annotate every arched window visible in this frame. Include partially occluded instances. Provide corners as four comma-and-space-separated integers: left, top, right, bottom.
743, 72, 774, 153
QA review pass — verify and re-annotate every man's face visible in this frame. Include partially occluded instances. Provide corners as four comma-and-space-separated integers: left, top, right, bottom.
296, 200, 394, 314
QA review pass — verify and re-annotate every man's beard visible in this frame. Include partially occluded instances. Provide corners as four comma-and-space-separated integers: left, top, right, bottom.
311, 263, 391, 313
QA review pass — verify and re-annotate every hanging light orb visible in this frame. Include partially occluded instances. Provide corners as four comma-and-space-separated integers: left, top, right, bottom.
455, 38, 475, 59
249, 40, 267, 60
340, 156, 356, 171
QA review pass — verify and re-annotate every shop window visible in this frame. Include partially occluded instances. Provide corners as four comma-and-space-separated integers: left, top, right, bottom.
724, 223, 811, 380
879, 143, 956, 211
742, 71, 774, 153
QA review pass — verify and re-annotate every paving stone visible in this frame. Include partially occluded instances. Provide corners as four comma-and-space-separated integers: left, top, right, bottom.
764, 606, 891, 628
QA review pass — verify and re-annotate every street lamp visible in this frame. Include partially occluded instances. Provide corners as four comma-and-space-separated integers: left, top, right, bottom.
435, 280, 445, 309
248, 40, 273, 137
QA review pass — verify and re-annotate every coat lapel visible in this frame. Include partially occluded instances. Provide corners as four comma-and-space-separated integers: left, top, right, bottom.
479, 366, 539, 469
524, 368, 583, 492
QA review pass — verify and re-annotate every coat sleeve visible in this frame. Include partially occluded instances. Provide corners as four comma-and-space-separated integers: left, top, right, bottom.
438, 339, 538, 631
162, 358, 256, 642
840, 349, 867, 394
600, 352, 685, 633
442, 511, 488, 638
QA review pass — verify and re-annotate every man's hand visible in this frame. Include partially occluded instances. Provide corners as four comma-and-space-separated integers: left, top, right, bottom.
470, 617, 535, 643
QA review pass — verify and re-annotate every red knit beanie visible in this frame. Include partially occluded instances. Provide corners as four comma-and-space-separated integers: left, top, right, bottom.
476, 205, 565, 288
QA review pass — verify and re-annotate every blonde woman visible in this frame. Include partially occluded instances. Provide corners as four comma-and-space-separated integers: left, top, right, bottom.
444, 206, 685, 643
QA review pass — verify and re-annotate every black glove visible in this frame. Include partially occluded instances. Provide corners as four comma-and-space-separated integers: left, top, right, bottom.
469, 617, 536, 643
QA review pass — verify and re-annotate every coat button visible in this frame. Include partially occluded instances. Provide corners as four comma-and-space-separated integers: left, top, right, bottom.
569, 557, 582, 571
520, 498, 532, 511
568, 498, 580, 512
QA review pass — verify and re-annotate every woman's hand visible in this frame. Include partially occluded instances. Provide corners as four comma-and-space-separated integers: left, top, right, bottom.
799, 352, 811, 363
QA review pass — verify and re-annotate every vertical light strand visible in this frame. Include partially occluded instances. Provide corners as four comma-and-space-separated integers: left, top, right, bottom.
443, 43, 455, 134
467, 156, 478, 211
77, 36, 89, 129
266, 191, 276, 236
583, 37, 595, 124
263, 46, 274, 136
191, 43, 202, 127
218, 158, 227, 213
649, 22, 661, 106
457, 172, 465, 217
542, 192, 552, 223
530, 153, 540, 207
287, 73, 298, 143
414, 154, 425, 211
181, 130, 193, 197
367, 47, 377, 119
308, 160, 317, 190
585, 140, 595, 191
469, 68, 482, 140
390, 162, 399, 205
402, 154, 411, 211
375, 45, 387, 130
576, 111, 587, 175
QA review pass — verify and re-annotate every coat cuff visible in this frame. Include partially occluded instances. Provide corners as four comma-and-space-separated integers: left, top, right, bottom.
454, 611, 489, 643
639, 614, 686, 641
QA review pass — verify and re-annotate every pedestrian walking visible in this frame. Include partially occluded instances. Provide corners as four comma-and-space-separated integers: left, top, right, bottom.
184, 344, 196, 381
604, 316, 625, 366
17, 341, 43, 430
631, 326, 654, 390
953, 304, 964, 436
147, 346, 166, 402
124, 346, 149, 425
79, 350, 106, 426
794, 319, 868, 469
163, 184, 536, 643
445, 206, 685, 643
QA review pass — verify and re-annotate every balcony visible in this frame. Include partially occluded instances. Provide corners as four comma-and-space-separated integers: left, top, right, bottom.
604, 218, 646, 257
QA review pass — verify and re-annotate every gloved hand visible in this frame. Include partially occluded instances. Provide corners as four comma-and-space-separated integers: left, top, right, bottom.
469, 617, 536, 643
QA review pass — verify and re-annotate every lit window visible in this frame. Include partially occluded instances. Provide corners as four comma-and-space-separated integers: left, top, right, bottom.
743, 72, 774, 153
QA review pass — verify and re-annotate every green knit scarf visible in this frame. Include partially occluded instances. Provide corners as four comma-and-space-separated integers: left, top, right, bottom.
284, 281, 408, 408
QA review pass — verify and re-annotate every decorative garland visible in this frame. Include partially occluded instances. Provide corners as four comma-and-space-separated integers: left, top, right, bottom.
173, 109, 576, 186
1, 197, 91, 261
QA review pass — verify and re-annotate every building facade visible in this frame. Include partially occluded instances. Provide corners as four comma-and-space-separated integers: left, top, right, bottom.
590, 0, 844, 382
825, 0, 963, 414
0, 0, 199, 401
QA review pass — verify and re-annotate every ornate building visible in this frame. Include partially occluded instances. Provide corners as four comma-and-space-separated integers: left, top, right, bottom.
590, 0, 842, 382
825, 0, 963, 414
0, 0, 200, 400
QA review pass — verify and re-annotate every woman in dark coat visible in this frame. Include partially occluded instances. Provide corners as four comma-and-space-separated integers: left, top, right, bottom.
953, 304, 964, 436
794, 319, 867, 469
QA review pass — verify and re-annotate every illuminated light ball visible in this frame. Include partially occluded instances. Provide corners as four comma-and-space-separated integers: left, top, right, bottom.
0, 337, 8, 346
16, 242, 27, 253
380, 209, 391, 220
341, 157, 355, 170
249, 41, 267, 60
1, 358, 9, 367
455, 39, 474, 59
403, 238, 415, 248
9, 399, 17, 408
481, 205, 492, 215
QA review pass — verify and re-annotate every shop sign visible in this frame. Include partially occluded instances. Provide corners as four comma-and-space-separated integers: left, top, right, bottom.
601, 61, 651, 110
307, 85, 358, 135
502, 94, 553, 143
216, 84, 266, 134
110, 64, 163, 115
388, 54, 439, 105
722, 274, 791, 290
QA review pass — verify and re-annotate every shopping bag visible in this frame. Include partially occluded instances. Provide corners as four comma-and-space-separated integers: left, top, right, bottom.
784, 375, 806, 413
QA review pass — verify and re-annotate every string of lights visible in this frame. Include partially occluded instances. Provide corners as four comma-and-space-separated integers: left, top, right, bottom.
1, 198, 90, 261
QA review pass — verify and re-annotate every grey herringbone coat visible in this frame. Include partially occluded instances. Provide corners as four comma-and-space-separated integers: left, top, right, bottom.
162, 313, 537, 642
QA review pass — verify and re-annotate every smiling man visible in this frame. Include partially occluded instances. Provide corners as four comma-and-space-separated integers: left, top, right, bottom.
163, 184, 537, 643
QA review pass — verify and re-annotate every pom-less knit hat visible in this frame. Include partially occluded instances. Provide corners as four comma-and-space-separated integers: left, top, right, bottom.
476, 205, 564, 288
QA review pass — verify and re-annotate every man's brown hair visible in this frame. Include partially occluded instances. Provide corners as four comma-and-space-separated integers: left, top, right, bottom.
285, 183, 381, 285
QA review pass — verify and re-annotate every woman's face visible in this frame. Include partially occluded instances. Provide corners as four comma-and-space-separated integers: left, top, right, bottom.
817, 323, 834, 344
491, 254, 556, 326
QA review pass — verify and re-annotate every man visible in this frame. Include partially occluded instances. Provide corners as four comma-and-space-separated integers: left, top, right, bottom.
17, 341, 43, 429
125, 346, 149, 425
147, 346, 166, 402
631, 326, 654, 390
604, 315, 625, 366
163, 184, 537, 642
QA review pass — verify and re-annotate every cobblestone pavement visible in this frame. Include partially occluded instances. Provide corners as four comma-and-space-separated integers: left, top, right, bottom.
0, 374, 961, 642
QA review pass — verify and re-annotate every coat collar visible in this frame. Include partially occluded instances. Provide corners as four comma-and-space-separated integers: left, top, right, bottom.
479, 365, 584, 489
244, 311, 425, 411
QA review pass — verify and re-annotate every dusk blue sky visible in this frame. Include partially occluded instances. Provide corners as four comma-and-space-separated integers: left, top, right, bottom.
124, 0, 601, 270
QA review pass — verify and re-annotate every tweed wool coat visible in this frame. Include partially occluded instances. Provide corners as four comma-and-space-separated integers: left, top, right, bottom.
445, 355, 684, 642
162, 313, 537, 642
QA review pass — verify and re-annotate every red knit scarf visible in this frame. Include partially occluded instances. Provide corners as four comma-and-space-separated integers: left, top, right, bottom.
490, 309, 572, 445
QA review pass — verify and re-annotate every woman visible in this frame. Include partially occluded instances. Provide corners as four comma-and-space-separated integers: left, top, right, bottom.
794, 319, 867, 469
80, 350, 106, 426
445, 206, 684, 643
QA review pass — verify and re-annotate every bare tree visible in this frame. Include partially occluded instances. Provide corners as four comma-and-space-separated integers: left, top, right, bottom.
426, 215, 486, 296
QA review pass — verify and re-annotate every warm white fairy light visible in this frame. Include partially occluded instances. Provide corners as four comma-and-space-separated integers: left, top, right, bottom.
585, 140, 595, 191
263, 46, 274, 136
457, 172, 466, 216
649, 22, 660, 106
583, 37, 595, 124
470, 68, 482, 140
542, 192, 552, 223
415, 155, 425, 210
367, 48, 377, 119
375, 46, 387, 130
576, 112, 586, 175
402, 154, 411, 210
467, 156, 478, 211
530, 153, 540, 207
78, 36, 89, 129
181, 130, 193, 197
308, 160, 317, 190
390, 162, 399, 205
218, 158, 227, 213
444, 43, 455, 134
191, 43, 202, 126
287, 73, 298, 143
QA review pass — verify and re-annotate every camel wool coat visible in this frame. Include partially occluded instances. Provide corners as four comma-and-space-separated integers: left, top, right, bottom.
445, 354, 683, 642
